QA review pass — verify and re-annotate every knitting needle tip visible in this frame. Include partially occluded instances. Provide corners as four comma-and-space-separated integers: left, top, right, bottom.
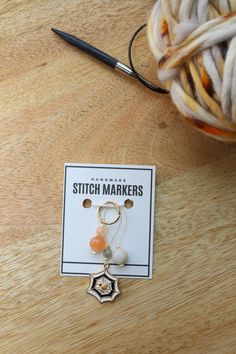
51, 27, 135, 77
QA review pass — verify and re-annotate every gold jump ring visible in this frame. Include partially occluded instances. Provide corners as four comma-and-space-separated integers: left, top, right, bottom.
97, 201, 121, 225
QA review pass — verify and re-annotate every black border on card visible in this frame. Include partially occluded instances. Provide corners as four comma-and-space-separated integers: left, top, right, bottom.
61, 165, 154, 278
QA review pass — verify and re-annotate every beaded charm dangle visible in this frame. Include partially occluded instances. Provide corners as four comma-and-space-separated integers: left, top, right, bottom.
113, 246, 128, 266
87, 201, 121, 303
89, 225, 107, 253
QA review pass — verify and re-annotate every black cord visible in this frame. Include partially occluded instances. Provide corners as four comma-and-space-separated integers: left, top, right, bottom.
128, 23, 168, 94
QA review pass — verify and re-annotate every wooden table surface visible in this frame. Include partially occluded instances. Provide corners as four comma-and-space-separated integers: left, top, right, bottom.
1, 1, 236, 353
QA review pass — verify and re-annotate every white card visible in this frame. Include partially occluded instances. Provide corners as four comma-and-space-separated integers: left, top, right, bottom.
61, 163, 156, 279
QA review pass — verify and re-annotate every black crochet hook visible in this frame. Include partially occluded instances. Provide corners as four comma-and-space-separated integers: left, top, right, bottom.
51, 27, 168, 94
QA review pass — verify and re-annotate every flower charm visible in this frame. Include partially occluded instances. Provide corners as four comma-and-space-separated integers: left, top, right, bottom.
87, 266, 120, 303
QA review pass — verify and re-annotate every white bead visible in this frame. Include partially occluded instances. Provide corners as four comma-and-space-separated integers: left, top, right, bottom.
113, 247, 128, 266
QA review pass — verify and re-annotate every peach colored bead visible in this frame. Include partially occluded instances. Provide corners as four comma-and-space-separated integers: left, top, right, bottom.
96, 226, 105, 236
90, 235, 107, 253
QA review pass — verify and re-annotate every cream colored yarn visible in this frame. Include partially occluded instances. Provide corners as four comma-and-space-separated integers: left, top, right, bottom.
148, 0, 236, 142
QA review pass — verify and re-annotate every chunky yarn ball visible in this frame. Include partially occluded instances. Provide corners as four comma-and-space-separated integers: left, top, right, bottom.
148, 1, 236, 142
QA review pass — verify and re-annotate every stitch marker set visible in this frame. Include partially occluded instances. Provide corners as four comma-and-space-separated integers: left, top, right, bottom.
61, 163, 156, 303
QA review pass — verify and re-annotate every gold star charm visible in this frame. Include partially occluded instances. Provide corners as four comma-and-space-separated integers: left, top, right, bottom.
87, 264, 120, 303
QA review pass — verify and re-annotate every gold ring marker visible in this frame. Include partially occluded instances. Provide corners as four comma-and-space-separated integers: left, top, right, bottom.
97, 201, 121, 225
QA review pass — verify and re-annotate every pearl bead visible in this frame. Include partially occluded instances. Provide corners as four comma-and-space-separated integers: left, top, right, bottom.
103, 247, 112, 260
96, 226, 105, 236
90, 235, 107, 253
113, 247, 128, 266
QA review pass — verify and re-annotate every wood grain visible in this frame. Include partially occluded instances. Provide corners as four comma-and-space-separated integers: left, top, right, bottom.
0, 1, 236, 353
